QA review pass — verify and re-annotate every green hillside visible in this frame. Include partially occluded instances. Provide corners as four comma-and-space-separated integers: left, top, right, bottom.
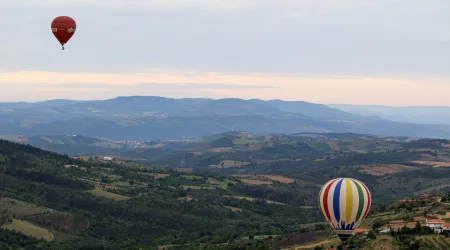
0, 139, 326, 249
1, 133, 450, 249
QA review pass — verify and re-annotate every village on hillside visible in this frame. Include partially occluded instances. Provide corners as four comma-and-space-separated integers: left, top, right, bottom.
300, 193, 450, 250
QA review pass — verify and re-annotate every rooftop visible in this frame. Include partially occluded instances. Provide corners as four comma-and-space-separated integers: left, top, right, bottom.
426, 219, 445, 224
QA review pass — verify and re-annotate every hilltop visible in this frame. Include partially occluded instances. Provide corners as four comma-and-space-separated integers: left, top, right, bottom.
2, 96, 450, 140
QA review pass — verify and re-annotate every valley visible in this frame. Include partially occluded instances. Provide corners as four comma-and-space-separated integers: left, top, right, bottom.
1, 130, 450, 249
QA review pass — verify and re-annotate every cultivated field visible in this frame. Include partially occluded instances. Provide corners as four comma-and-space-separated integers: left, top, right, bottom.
88, 188, 130, 201
233, 174, 296, 185
417, 235, 450, 249
240, 179, 273, 185
224, 195, 286, 205
358, 164, 419, 176
2, 219, 54, 241
411, 160, 450, 168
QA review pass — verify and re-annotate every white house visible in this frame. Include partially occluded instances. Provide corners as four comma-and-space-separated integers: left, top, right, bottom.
425, 219, 446, 233
379, 228, 392, 234
103, 156, 113, 161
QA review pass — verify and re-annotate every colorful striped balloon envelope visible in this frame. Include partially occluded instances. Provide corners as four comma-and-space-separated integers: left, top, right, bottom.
319, 178, 371, 242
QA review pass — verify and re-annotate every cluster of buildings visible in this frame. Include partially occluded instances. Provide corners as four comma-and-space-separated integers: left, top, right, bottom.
380, 193, 450, 234
425, 218, 450, 234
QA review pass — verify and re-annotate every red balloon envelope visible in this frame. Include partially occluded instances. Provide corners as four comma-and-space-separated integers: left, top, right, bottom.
51, 16, 76, 50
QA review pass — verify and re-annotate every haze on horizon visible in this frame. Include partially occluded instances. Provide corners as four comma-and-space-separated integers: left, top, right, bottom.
0, 0, 449, 106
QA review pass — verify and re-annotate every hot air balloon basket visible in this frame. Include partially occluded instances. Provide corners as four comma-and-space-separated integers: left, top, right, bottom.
335, 230, 353, 242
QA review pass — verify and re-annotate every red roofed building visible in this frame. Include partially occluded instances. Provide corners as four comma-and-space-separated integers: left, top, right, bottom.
353, 228, 369, 235
420, 194, 433, 199
426, 219, 446, 233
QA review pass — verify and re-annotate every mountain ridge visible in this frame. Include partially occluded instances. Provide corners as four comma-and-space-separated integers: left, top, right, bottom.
1, 96, 450, 140
329, 104, 450, 125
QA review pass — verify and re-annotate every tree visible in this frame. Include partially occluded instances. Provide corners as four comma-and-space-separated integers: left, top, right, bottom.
414, 221, 421, 233
368, 230, 377, 240
101, 176, 109, 183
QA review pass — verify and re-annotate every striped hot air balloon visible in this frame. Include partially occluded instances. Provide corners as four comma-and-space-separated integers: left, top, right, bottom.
319, 178, 371, 242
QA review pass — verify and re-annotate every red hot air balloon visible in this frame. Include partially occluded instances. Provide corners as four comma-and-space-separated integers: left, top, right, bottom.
51, 16, 76, 50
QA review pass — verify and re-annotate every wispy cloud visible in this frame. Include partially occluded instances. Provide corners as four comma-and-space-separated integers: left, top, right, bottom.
1, 70, 449, 106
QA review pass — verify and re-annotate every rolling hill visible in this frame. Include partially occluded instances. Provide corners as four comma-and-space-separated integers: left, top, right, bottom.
1, 132, 450, 248
0, 138, 327, 249
1, 96, 450, 140
3, 131, 450, 207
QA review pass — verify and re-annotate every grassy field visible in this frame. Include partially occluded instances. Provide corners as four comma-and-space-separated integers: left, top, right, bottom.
88, 188, 130, 201
207, 178, 236, 189
139, 172, 171, 179
240, 179, 273, 185
0, 198, 51, 217
26, 212, 90, 234
233, 174, 296, 184
233, 138, 258, 145
182, 175, 204, 180
2, 219, 54, 241
358, 164, 419, 176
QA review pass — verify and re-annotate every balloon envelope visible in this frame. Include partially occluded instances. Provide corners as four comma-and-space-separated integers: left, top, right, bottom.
51, 16, 76, 49
319, 178, 371, 242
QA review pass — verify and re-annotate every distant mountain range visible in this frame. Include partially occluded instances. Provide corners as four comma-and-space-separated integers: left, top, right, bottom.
1, 96, 450, 140
329, 104, 450, 125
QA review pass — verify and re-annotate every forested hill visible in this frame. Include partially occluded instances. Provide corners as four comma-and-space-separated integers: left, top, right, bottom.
0, 139, 326, 250
2, 96, 450, 139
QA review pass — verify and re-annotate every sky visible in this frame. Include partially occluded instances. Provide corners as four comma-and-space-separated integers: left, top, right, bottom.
0, 0, 449, 106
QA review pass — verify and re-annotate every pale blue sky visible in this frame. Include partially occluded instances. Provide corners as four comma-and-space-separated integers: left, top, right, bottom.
0, 0, 449, 105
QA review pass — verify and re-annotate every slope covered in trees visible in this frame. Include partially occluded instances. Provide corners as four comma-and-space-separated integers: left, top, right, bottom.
0, 139, 324, 249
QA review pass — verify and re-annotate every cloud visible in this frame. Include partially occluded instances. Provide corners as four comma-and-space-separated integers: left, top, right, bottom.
0, 0, 448, 105
1, 69, 450, 106
1, 0, 448, 77
14, 82, 275, 90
